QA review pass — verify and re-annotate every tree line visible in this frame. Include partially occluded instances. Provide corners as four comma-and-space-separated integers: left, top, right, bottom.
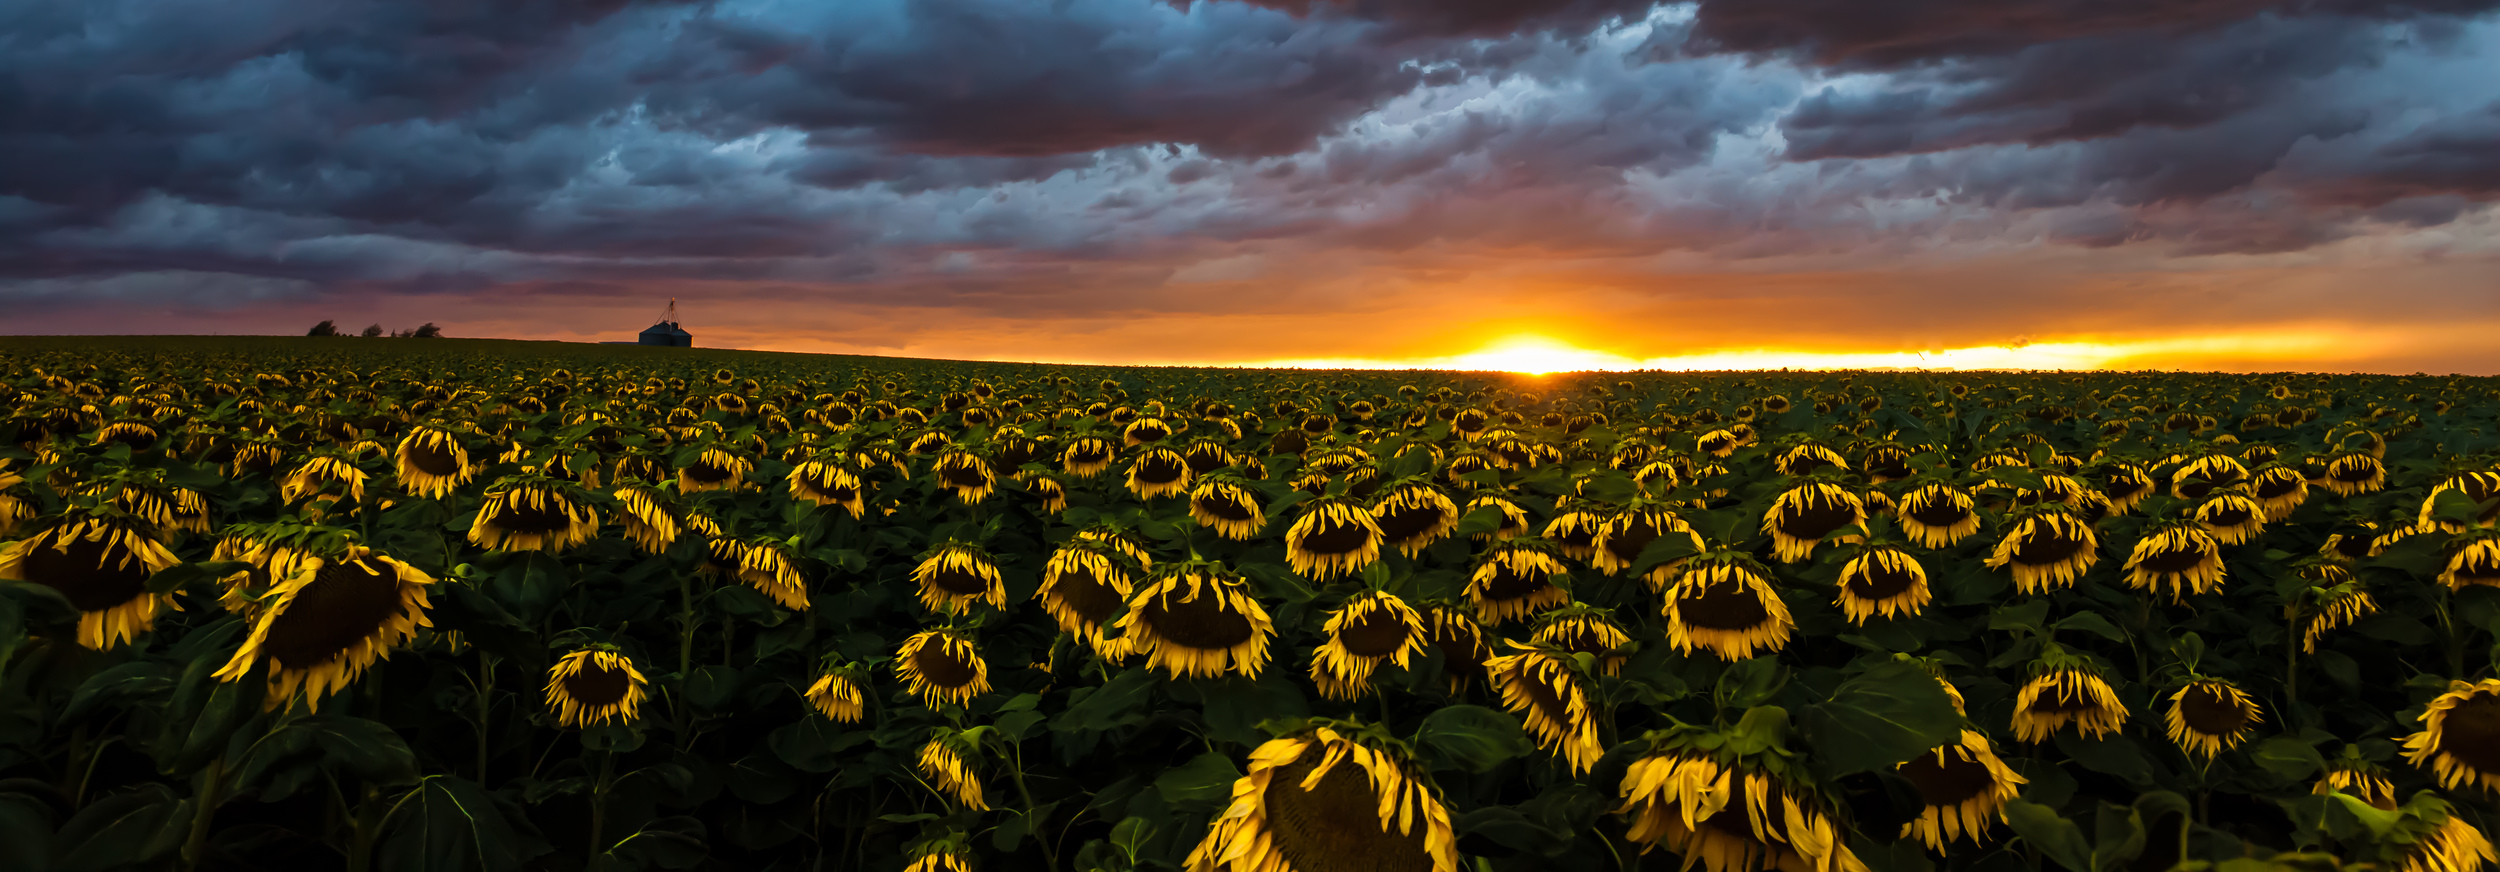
306, 320, 442, 338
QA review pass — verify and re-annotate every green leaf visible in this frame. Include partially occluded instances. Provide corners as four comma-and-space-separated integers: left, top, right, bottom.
1052, 668, 1155, 734
53, 783, 189, 872
1989, 599, 2052, 635
765, 718, 871, 774
1195, 673, 1307, 747
2005, 799, 2095, 872
0, 786, 52, 872
597, 816, 707, 872
379, 776, 552, 872
1714, 656, 1788, 709
2053, 612, 2128, 643
2055, 732, 2157, 786
1151, 752, 1242, 809
993, 710, 1048, 744
1412, 705, 1533, 774
2247, 736, 2326, 781
1796, 660, 1961, 777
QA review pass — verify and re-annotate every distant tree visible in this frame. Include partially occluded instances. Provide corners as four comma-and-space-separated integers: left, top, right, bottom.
360, 324, 384, 338
307, 320, 338, 337
413, 323, 443, 339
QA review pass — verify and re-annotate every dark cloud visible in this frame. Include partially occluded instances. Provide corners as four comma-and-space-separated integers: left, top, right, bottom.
1684, 0, 2498, 66
1212, 0, 1659, 37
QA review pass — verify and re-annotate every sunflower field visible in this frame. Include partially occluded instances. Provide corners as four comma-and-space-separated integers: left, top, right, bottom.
4, 336, 2500, 872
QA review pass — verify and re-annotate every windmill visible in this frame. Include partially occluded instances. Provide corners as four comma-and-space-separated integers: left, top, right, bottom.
638, 298, 693, 347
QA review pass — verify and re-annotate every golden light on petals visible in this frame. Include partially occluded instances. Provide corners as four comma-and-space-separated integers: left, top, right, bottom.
1761, 483, 1865, 563
677, 447, 753, 493
214, 551, 435, 711
896, 630, 993, 708
1284, 500, 1383, 581
1615, 754, 1870, 872
919, 735, 988, 810
1370, 485, 1460, 557
1182, 727, 1461, 872
1465, 542, 1572, 626
1897, 731, 2027, 851
913, 543, 1007, 615
1662, 560, 1794, 661
1835, 547, 1930, 624
467, 483, 601, 553
787, 461, 869, 518
1309, 591, 1426, 701
1985, 511, 2100, 594
1115, 570, 1275, 680
1126, 447, 1194, 500
1487, 648, 1604, 774
2403, 679, 2500, 795
805, 671, 867, 722
1590, 508, 1702, 577
2123, 525, 2228, 602
394, 427, 474, 498
543, 648, 650, 728
1897, 485, 1982, 549
2164, 679, 2261, 758
1038, 546, 1138, 649
2011, 668, 2127, 743
0, 517, 180, 650
934, 450, 998, 504
1188, 480, 1268, 540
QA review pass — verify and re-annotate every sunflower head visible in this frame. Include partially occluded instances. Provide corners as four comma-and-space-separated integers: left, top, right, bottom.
918, 729, 989, 810
1898, 730, 2027, 851
1423, 604, 1492, 694
896, 630, 993, 708
804, 666, 868, 723
1060, 437, 1117, 477
1186, 478, 1266, 541
0, 514, 180, 649
1037, 542, 1138, 649
2192, 492, 2268, 545
2163, 679, 2260, 758
544, 647, 650, 728
1115, 566, 1275, 680
912, 542, 1006, 615
395, 426, 474, 498
1017, 471, 1069, 514
1528, 606, 1631, 676
677, 447, 753, 493
2404, 678, 2500, 795
1615, 739, 1868, 872
2321, 452, 2387, 496
1283, 498, 1382, 581
787, 459, 869, 518
1898, 483, 1982, 548
1309, 590, 1427, 700
214, 546, 436, 711
1489, 646, 1605, 773
2123, 521, 2228, 602
1464, 494, 1530, 542
1183, 725, 1460, 872
1662, 555, 1794, 661
2011, 658, 2127, 743
1370, 483, 1459, 557
1761, 482, 1865, 563
932, 450, 997, 504
1984, 507, 2101, 594
1466, 539, 1573, 625
1125, 446, 1193, 500
1591, 507, 1703, 577
1835, 546, 1929, 624
467, 480, 601, 553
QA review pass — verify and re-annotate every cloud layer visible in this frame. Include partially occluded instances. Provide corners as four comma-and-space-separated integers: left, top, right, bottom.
3, 0, 2496, 370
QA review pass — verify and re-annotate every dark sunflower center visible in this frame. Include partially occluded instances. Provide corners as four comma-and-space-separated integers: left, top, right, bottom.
1868, 453, 1912, 480
2027, 679, 2103, 714
1844, 560, 1920, 601
1261, 755, 1435, 872
1070, 444, 1112, 465
2011, 523, 2088, 566
2178, 685, 2251, 737
1480, 562, 1552, 601
1336, 607, 1413, 658
940, 463, 991, 488
1548, 625, 1615, 658
2174, 478, 2217, 501
1433, 624, 1485, 671
404, 438, 462, 477
1185, 448, 1228, 474
1375, 505, 1447, 542
930, 566, 993, 596
1049, 565, 1125, 624
2437, 694, 2500, 774
563, 662, 633, 707
1142, 586, 1256, 650
1774, 495, 1857, 540
2254, 475, 2303, 499
1699, 434, 1734, 453
1603, 517, 1666, 564
1135, 456, 1186, 485
1195, 492, 1257, 522
683, 463, 734, 484
261, 560, 403, 669
2330, 461, 2379, 483
2138, 541, 2211, 574
1299, 519, 1374, 556
1786, 454, 1834, 475
911, 642, 980, 689
2200, 506, 2254, 527
487, 492, 576, 534
1905, 495, 1971, 528
1900, 747, 1997, 807
24, 529, 154, 612
1554, 523, 1597, 550
1130, 424, 1168, 443
1677, 578, 1771, 631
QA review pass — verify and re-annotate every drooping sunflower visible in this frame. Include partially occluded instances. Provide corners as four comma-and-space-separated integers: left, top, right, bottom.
2393, 807, 2499, 872
2300, 562, 2377, 652
2441, 534, 2500, 591
467, 481, 601, 552
2403, 679, 2500, 794
1183, 726, 1461, 872
913, 543, 1007, 615
1116, 568, 1275, 680
281, 455, 369, 513
1309, 591, 1427, 700
1466, 540, 1572, 625
918, 731, 988, 810
1762, 483, 1865, 563
2422, 472, 2500, 534
1061, 437, 1117, 478
2249, 465, 2311, 521
544, 647, 650, 728
1616, 752, 1868, 872
1662, 557, 1794, 661
1697, 429, 1740, 458
1283, 498, 1382, 581
1425, 605, 1492, 694
2170, 454, 2249, 500
2193, 492, 2268, 545
1835, 547, 1929, 623
1187, 479, 1267, 540
0, 515, 180, 649
2321, 452, 2387, 496
1126, 447, 1193, 500
1528, 607, 1631, 676
896, 630, 992, 707
1898, 730, 2027, 852
213, 548, 435, 711
2123, 523, 2228, 602
1898, 484, 1982, 548
394, 426, 473, 498
2011, 663, 2127, 743
1032, 546, 1132, 649
1371, 483, 1460, 557
2314, 752, 2400, 811
677, 447, 752, 493
1019, 471, 1069, 514
1775, 443, 1848, 477
932, 450, 997, 504
787, 460, 869, 519
2096, 464, 2156, 515
2165, 679, 2262, 758
736, 539, 809, 611
1985, 509, 2100, 594
1465, 495, 1530, 542
804, 668, 868, 722
1591, 507, 1703, 576
1487, 646, 1604, 774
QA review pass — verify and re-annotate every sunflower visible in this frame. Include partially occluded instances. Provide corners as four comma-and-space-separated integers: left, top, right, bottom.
544, 648, 650, 728
1985, 510, 2100, 594
787, 460, 869, 519
2011, 665, 2127, 743
2170, 454, 2249, 500
804, 669, 867, 722
1019, 472, 1069, 514
1775, 443, 1848, 476
1115, 446, 1190, 501
92, 420, 159, 449
2248, 466, 2310, 521
1529, 608, 1630, 677
919, 732, 987, 810
2193, 493, 2267, 545
1835, 547, 1929, 623
2422, 472, 2500, 534
2097, 464, 2155, 515
467, 482, 601, 552
904, 846, 975, 872
1284, 499, 1382, 581
1424, 605, 1492, 694
0, 516, 180, 649
677, 447, 752, 493
1116, 568, 1275, 679
2403, 679, 2500, 794
1542, 509, 1605, 562
1183, 726, 1461, 872
213, 549, 435, 711
2314, 755, 2400, 811
896, 630, 992, 707
1466, 541, 1572, 625
736, 540, 809, 611
281, 455, 368, 511
2396, 811, 2499, 872
394, 426, 473, 498
2441, 535, 2500, 590
1590, 508, 1703, 576
1465, 495, 1530, 542
1762, 483, 1865, 563
2300, 563, 2377, 652
1488, 646, 1604, 774
1036, 545, 1138, 651
1898, 730, 2026, 851
612, 485, 697, 554
1697, 429, 1740, 458
2123, 523, 2227, 602
1662, 557, 1793, 661
913, 543, 1005, 615
1309, 591, 1427, 700
1897, 484, 1982, 549
1371, 484, 1459, 557
2165, 679, 2261, 758
1061, 437, 1117, 477
2322, 453, 2387, 496
1616, 753, 1868, 872
931, 450, 997, 504
1863, 444, 1914, 484
1188, 479, 1267, 540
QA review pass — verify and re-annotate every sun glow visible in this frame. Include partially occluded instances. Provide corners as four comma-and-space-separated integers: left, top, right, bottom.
1245, 327, 2392, 374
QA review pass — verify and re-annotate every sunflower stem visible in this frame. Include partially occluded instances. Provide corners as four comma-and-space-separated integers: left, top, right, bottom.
474, 649, 497, 785
180, 756, 226, 872
2283, 603, 2300, 709
589, 749, 616, 867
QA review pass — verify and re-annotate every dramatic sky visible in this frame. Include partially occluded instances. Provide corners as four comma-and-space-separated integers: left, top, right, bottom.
5, 0, 2498, 372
